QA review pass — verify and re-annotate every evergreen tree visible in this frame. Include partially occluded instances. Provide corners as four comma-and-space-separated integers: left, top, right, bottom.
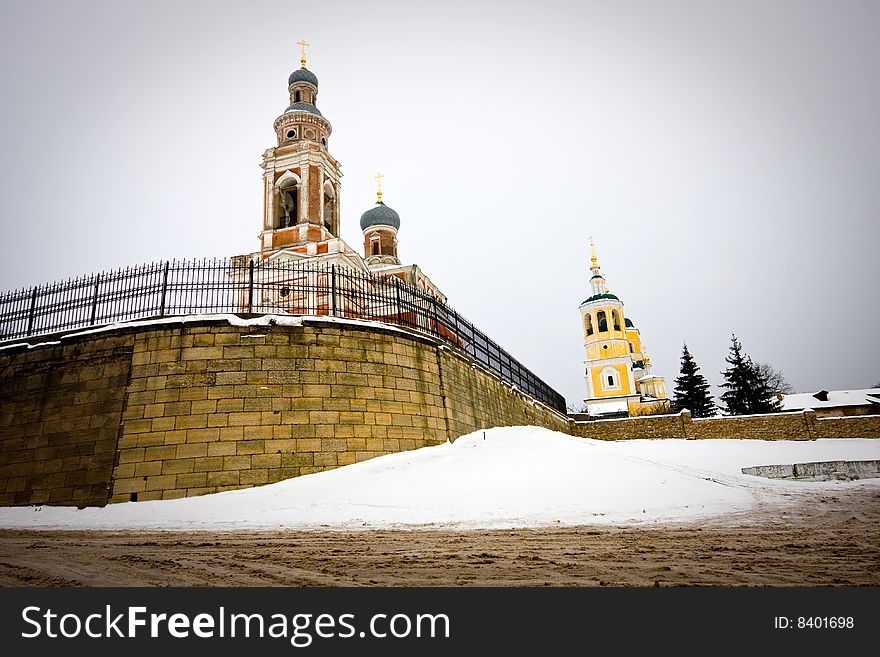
671, 343, 716, 417
720, 335, 782, 415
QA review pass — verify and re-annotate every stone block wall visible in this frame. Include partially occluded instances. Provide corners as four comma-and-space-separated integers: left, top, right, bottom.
689, 411, 814, 440
439, 348, 572, 438
0, 317, 571, 506
0, 335, 133, 506
110, 320, 454, 502
572, 413, 687, 440
572, 409, 880, 442
815, 415, 880, 439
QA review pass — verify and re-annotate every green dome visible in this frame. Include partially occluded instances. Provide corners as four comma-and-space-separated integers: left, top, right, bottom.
625, 317, 634, 328
360, 202, 400, 231
288, 68, 318, 87
284, 101, 323, 117
581, 292, 620, 304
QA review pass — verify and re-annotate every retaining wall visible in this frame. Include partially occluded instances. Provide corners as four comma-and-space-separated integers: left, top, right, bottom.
0, 317, 569, 506
572, 409, 880, 441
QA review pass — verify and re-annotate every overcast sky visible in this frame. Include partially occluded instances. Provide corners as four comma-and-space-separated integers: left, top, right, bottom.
1, 0, 878, 406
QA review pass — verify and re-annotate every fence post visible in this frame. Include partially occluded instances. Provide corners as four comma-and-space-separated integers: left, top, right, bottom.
431, 297, 439, 337
25, 288, 38, 336
159, 261, 170, 316
395, 279, 402, 325
89, 273, 102, 326
247, 259, 255, 313
331, 265, 337, 316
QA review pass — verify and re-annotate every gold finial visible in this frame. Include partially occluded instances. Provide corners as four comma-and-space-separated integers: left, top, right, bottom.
297, 39, 310, 68
374, 172, 384, 203
589, 235, 599, 268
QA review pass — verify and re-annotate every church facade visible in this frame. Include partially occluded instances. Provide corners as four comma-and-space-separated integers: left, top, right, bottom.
579, 239, 669, 417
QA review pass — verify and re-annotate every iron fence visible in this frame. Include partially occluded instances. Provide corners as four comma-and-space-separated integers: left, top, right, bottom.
0, 259, 566, 412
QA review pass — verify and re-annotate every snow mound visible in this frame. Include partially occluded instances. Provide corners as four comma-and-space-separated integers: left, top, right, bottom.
1, 427, 877, 531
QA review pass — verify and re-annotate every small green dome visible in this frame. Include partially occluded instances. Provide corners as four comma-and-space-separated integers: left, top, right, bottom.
288, 68, 318, 87
625, 317, 635, 328
581, 292, 620, 304
360, 202, 400, 231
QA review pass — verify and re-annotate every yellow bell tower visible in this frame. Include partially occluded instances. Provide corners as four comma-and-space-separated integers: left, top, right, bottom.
579, 238, 669, 417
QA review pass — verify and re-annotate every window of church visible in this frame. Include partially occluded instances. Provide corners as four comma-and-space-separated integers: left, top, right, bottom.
286, 129, 296, 139
629, 342, 634, 353
295, 90, 301, 102
601, 367, 620, 390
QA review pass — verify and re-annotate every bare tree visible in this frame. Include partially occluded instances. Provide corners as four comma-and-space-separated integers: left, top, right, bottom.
755, 362, 794, 395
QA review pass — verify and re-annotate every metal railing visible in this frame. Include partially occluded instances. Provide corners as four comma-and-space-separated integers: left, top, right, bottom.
0, 259, 566, 412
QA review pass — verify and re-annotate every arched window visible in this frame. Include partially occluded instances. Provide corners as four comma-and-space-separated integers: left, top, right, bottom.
612, 310, 621, 331
585, 315, 593, 336
371, 238, 380, 256
629, 342, 634, 353
274, 170, 302, 229
278, 182, 298, 228
597, 310, 607, 332
600, 366, 620, 390
322, 181, 336, 232
294, 90, 301, 103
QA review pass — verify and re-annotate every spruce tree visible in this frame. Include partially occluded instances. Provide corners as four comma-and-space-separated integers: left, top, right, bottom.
720, 335, 782, 415
748, 357, 783, 414
671, 343, 716, 417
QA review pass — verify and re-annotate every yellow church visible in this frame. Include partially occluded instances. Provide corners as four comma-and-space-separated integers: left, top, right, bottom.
579, 239, 669, 417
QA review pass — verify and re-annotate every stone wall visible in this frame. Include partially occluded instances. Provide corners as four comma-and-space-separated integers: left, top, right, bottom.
572, 409, 880, 441
572, 413, 688, 440
0, 317, 570, 506
0, 335, 133, 506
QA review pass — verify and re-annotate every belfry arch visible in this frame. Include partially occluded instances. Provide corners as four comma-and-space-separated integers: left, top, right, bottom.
274, 170, 301, 228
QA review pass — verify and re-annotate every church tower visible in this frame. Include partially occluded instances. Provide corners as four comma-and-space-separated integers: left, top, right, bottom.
259, 41, 343, 254
360, 174, 401, 266
579, 238, 668, 417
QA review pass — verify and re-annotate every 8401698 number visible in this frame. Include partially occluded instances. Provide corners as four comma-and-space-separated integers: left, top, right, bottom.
798, 617, 853, 629
774, 616, 854, 629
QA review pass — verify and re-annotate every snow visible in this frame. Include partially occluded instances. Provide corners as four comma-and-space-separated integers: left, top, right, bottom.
0, 312, 433, 351
781, 388, 880, 411
0, 427, 877, 531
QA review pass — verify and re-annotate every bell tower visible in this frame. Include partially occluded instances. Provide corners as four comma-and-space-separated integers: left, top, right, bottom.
259, 41, 343, 254
579, 237, 669, 417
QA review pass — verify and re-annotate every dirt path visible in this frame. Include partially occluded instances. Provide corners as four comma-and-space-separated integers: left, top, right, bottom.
1, 487, 878, 587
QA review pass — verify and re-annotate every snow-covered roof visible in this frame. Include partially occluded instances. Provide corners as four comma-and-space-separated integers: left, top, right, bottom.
781, 389, 880, 411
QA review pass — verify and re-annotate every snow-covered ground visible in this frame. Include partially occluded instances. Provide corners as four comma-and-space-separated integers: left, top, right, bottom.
1, 427, 878, 531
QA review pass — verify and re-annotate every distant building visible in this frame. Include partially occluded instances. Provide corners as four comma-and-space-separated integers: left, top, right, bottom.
781, 389, 880, 417
578, 239, 669, 417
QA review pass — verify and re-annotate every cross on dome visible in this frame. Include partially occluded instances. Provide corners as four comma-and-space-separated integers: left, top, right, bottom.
297, 39, 310, 68
374, 172, 384, 203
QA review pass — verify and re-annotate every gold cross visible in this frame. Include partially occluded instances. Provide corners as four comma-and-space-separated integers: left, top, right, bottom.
589, 235, 598, 266
297, 39, 310, 68
374, 172, 384, 203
